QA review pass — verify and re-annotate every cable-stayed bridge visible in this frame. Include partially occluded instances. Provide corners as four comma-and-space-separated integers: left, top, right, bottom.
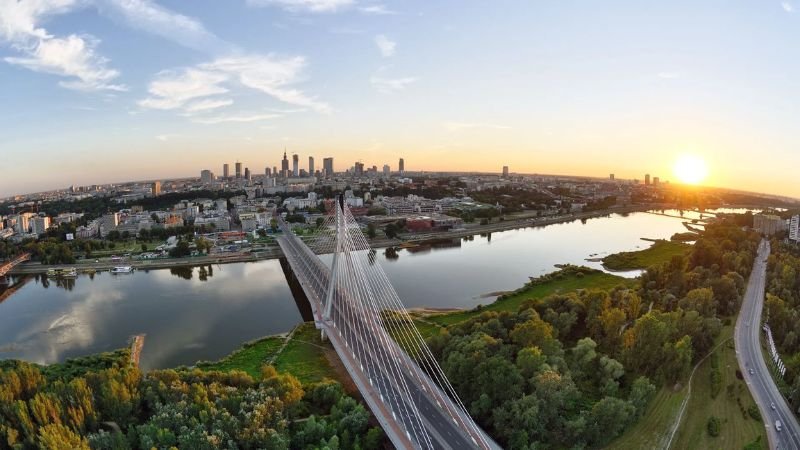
276, 199, 500, 450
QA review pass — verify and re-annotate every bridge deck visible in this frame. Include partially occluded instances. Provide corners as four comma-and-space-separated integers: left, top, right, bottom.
276, 225, 500, 450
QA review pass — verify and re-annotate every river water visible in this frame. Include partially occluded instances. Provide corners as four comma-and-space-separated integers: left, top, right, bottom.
0, 209, 751, 370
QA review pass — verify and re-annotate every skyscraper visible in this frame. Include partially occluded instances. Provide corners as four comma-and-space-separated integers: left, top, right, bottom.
223, 163, 230, 179
323, 157, 334, 176
308, 156, 314, 175
292, 154, 299, 177
645, 174, 651, 185
383, 164, 390, 177
399, 158, 405, 173
151, 181, 161, 196
502, 166, 509, 177
281, 151, 289, 177
609, 173, 615, 181
235, 161, 242, 179
244, 167, 251, 181
354, 162, 364, 176
653, 176, 660, 186
265, 167, 271, 177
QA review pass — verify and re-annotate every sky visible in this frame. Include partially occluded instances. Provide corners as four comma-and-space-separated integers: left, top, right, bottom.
2, 0, 800, 198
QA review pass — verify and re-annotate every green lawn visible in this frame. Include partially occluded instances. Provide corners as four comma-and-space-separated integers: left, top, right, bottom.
602, 240, 691, 271
427, 268, 634, 327
274, 322, 338, 384
197, 336, 283, 378
608, 326, 767, 450
607, 386, 685, 450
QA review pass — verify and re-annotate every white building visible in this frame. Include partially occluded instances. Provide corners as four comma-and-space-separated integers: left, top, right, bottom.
30, 216, 51, 235
790, 215, 799, 242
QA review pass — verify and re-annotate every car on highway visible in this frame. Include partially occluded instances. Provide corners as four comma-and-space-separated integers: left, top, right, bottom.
771, 403, 776, 410
749, 368, 754, 375
776, 420, 783, 432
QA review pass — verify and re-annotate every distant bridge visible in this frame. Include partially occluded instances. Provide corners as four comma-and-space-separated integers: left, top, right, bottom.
276, 200, 499, 450
0, 253, 31, 280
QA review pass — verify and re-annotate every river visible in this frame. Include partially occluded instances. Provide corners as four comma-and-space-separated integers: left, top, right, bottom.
0, 209, 754, 370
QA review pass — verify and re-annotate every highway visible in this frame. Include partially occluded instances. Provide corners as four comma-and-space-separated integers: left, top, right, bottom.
735, 240, 800, 450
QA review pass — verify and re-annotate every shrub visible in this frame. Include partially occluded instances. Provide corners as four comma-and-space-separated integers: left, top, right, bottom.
707, 416, 721, 437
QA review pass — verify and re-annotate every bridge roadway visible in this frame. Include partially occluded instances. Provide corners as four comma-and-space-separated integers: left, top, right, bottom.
0, 253, 31, 278
277, 230, 498, 449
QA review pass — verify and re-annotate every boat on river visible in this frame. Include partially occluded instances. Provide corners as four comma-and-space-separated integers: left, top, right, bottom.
111, 266, 134, 274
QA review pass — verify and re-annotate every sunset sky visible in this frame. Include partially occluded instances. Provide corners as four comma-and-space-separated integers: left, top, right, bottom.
2, 0, 800, 197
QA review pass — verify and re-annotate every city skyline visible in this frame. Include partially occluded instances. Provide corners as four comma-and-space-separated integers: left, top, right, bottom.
4, 1, 800, 197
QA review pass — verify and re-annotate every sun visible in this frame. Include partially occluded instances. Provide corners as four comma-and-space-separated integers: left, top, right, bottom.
673, 154, 709, 185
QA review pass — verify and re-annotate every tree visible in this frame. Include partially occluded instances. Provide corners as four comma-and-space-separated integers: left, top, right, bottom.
367, 223, 377, 239
169, 240, 191, 258
140, 243, 147, 252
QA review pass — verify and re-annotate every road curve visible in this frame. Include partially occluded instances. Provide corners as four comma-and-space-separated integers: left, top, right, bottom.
735, 240, 800, 450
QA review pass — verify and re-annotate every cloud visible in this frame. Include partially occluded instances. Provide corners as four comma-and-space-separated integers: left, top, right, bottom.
246, 0, 355, 13
95, 0, 229, 52
0, 0, 125, 91
359, 4, 396, 15
192, 113, 282, 124
139, 54, 330, 115
201, 55, 331, 113
657, 71, 682, 79
782, 1, 795, 12
443, 121, 511, 132
5, 34, 126, 91
370, 75, 417, 93
138, 68, 230, 110
183, 98, 234, 113
374, 34, 395, 57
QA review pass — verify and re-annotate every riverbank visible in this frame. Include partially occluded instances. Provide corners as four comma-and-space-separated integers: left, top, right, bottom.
8, 203, 672, 275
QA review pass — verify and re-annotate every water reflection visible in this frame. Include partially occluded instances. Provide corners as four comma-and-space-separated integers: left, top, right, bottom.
0, 208, 747, 369
0, 261, 302, 370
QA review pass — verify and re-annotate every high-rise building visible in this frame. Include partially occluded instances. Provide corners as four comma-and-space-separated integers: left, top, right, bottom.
754, 214, 786, 236
653, 176, 660, 186
223, 163, 230, 179
265, 167, 272, 177
30, 216, 50, 235
383, 164, 390, 176
292, 154, 299, 177
354, 162, 364, 176
790, 215, 799, 242
399, 158, 405, 173
152, 181, 161, 196
201, 170, 214, 183
281, 151, 289, 177
502, 166, 509, 177
323, 157, 334, 176
244, 167, 251, 181
308, 156, 314, 175
235, 162, 242, 179
644, 174, 651, 185
609, 173, 615, 181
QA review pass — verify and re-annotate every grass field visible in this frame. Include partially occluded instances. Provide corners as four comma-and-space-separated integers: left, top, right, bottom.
273, 322, 338, 384
426, 269, 634, 327
608, 326, 767, 450
197, 336, 283, 378
602, 240, 691, 271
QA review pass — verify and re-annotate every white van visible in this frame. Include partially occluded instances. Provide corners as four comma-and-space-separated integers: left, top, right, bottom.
776, 420, 782, 432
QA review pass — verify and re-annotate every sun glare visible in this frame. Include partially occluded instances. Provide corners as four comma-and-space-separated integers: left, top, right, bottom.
673, 154, 709, 185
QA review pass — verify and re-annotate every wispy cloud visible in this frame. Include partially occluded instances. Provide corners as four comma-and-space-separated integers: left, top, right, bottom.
782, 1, 795, 12
443, 122, 511, 132
657, 71, 682, 79
370, 75, 417, 93
374, 34, 396, 57
0, 0, 125, 91
138, 68, 230, 110
359, 4, 396, 15
246, 0, 355, 13
192, 113, 282, 124
95, 0, 230, 52
140, 54, 330, 115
